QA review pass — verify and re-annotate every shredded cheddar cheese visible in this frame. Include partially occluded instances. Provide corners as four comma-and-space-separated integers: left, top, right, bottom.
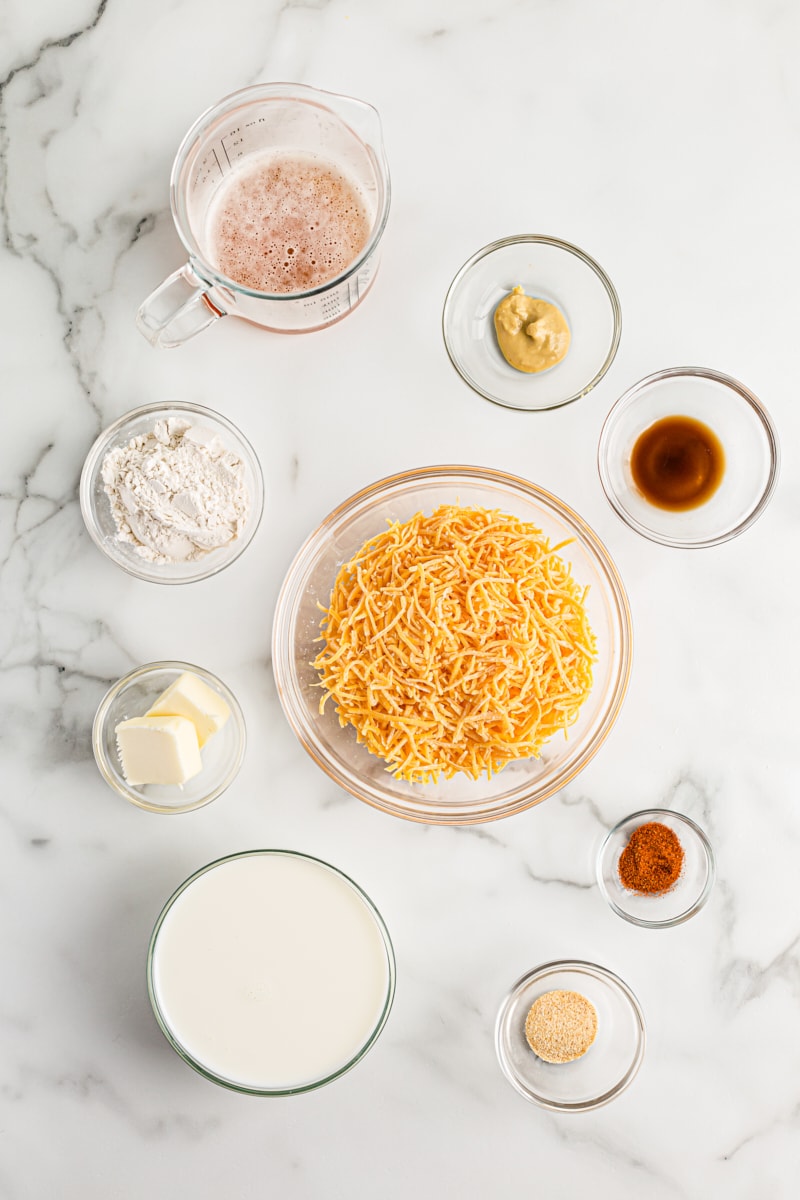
314, 505, 596, 784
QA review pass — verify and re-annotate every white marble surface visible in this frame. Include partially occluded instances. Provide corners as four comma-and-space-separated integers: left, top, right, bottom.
2, 1, 799, 1196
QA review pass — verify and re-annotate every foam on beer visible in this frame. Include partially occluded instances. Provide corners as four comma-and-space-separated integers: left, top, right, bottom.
207, 152, 371, 294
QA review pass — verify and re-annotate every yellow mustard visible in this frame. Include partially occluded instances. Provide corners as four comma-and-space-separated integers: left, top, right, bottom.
494, 285, 570, 373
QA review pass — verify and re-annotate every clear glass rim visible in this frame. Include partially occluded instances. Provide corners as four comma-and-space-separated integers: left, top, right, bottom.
79, 400, 265, 585
597, 366, 781, 547
272, 464, 633, 824
91, 659, 247, 813
168, 82, 392, 302
596, 807, 716, 928
146, 849, 397, 1095
442, 234, 622, 412
494, 958, 646, 1112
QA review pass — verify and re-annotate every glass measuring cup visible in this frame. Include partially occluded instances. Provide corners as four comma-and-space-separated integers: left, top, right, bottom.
136, 83, 391, 348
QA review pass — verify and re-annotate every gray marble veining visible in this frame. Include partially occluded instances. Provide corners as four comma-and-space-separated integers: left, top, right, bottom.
2, 1, 799, 1197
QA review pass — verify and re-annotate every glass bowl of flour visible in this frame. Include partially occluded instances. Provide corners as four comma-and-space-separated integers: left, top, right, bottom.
80, 402, 264, 583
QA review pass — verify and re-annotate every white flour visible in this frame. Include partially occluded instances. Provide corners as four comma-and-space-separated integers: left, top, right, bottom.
101, 418, 250, 563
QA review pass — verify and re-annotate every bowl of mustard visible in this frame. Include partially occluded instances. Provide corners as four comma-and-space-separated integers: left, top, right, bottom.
442, 234, 621, 412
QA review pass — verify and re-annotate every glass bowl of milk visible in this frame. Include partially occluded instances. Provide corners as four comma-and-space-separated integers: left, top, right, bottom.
147, 850, 396, 1093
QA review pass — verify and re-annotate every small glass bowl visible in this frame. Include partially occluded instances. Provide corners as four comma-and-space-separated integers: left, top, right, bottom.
147, 850, 396, 1095
442, 235, 621, 411
596, 809, 715, 928
272, 465, 632, 825
495, 960, 645, 1112
80, 401, 264, 583
92, 660, 246, 813
598, 367, 779, 547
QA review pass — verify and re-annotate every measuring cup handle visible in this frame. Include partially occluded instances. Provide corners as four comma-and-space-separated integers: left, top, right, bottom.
136, 264, 227, 348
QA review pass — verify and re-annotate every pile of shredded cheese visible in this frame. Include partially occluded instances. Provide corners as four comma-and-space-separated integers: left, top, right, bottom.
314, 505, 596, 784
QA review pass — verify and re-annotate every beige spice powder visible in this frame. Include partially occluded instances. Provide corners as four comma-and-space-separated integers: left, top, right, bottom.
524, 989, 598, 1063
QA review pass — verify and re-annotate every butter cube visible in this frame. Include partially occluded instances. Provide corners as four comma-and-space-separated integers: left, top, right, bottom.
145, 671, 230, 749
115, 715, 202, 786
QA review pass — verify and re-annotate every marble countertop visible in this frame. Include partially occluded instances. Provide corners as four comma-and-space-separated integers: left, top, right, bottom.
3, 1, 799, 1196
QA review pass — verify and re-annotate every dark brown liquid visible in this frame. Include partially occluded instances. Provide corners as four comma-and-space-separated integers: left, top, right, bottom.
630, 415, 725, 511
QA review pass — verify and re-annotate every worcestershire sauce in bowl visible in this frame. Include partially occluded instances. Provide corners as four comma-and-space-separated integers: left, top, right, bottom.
630, 416, 725, 511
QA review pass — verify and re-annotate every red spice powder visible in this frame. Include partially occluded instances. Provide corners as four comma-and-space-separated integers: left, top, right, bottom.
618, 821, 684, 895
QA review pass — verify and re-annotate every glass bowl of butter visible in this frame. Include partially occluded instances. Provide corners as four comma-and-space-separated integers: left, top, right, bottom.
80, 401, 265, 584
92, 661, 246, 813
442, 235, 621, 412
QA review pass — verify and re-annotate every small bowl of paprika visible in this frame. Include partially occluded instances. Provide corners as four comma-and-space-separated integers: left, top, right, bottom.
596, 808, 715, 928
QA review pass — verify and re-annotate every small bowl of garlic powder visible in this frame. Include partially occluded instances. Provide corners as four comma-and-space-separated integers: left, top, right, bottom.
495, 959, 645, 1111
80, 401, 264, 584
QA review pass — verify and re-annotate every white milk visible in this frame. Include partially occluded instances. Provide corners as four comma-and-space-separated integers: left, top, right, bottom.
149, 852, 393, 1090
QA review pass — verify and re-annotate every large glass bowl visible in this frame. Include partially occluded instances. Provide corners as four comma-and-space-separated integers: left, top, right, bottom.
272, 466, 632, 824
